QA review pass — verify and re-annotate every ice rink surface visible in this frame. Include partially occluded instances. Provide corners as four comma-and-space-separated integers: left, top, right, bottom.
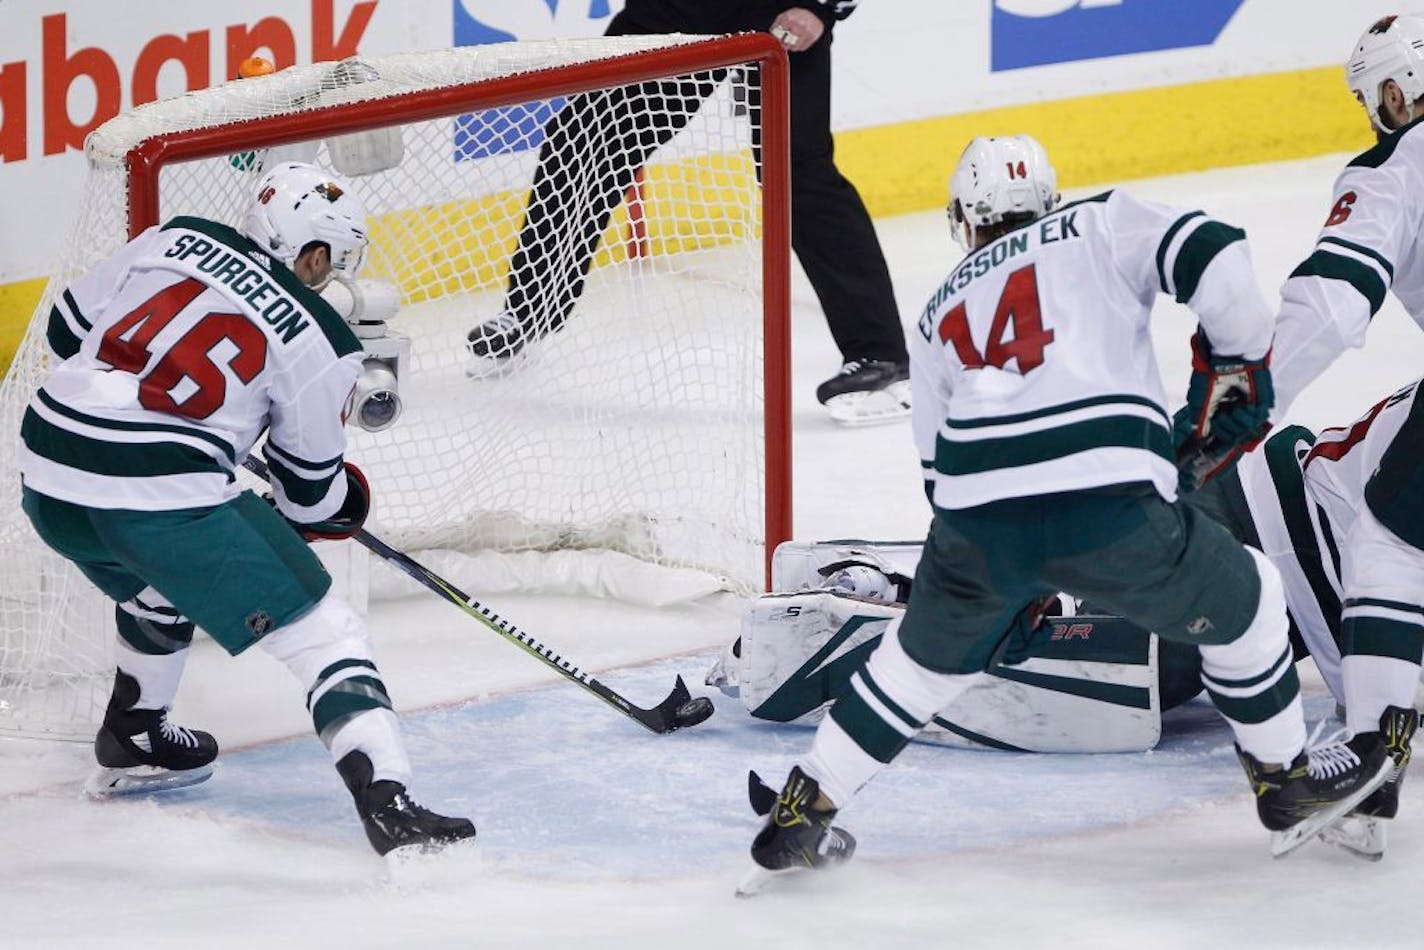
5, 154, 1424, 948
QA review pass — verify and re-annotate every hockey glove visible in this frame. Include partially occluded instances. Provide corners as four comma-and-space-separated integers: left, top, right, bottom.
1172, 330, 1274, 492
289, 462, 371, 541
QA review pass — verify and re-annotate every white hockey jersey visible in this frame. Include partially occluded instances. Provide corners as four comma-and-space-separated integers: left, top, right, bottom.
1273, 119, 1424, 417
1235, 379, 1424, 702
19, 216, 363, 521
912, 189, 1274, 509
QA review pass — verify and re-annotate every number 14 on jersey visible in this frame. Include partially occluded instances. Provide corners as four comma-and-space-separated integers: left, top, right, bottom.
936, 264, 1053, 374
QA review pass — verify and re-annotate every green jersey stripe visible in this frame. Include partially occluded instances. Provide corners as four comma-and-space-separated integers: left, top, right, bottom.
1289, 249, 1387, 315
1156, 211, 1205, 295
1171, 220, 1245, 303
312, 677, 394, 747
1362, 389, 1424, 548
1201, 644, 1292, 692
1263, 427, 1343, 642
1204, 664, 1300, 725
1318, 236, 1394, 280
22, 408, 231, 480
62, 288, 92, 331
307, 657, 380, 709
267, 451, 342, 507
944, 393, 1168, 430
1341, 617, 1424, 663
35, 389, 236, 464
46, 307, 83, 360
935, 414, 1172, 478
266, 440, 344, 475
1343, 597, 1424, 616
116, 611, 195, 656
857, 669, 922, 732
1347, 116, 1424, 169
829, 686, 916, 764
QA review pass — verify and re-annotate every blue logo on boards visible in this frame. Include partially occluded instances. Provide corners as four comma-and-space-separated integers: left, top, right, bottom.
990, 0, 1247, 72
452, 1, 617, 159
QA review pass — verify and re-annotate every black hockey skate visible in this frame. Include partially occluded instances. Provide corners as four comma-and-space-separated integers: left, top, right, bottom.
737, 767, 856, 897
336, 751, 476, 857
1317, 705, 1418, 861
1236, 731, 1391, 858
815, 359, 910, 426
87, 670, 218, 798
465, 312, 526, 365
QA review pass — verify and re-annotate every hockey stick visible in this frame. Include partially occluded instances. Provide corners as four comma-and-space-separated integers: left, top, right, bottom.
242, 456, 713, 734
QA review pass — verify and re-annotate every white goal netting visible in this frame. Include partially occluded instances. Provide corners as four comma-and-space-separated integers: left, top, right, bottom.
0, 35, 790, 739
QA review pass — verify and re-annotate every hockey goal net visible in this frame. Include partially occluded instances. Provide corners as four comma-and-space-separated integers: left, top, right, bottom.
0, 34, 791, 739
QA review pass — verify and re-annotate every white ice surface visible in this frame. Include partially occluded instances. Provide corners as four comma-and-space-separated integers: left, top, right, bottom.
4, 154, 1423, 949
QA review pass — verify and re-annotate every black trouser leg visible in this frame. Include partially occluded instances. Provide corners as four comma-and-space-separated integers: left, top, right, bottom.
503, 73, 719, 338
787, 36, 905, 364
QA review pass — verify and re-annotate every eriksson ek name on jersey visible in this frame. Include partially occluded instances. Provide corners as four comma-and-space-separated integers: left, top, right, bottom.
164, 232, 312, 344
919, 210, 1082, 337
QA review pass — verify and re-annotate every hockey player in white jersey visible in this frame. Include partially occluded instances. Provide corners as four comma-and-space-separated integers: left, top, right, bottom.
1254, 11, 1424, 852
17, 162, 474, 857
740, 135, 1390, 891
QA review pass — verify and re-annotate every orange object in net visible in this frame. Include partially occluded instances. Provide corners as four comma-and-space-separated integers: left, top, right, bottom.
237, 56, 276, 79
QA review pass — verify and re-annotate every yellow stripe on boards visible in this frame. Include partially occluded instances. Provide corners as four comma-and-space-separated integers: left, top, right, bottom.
0, 277, 47, 376
836, 66, 1376, 218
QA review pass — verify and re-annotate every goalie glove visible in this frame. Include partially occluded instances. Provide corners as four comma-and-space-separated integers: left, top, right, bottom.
284, 462, 371, 541
1172, 330, 1273, 492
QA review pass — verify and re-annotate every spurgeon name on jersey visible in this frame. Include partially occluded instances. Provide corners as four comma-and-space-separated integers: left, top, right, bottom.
19, 217, 363, 518
162, 232, 314, 344
912, 189, 1274, 510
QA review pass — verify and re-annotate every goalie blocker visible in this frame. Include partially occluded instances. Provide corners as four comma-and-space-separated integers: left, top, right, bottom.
711, 541, 1206, 753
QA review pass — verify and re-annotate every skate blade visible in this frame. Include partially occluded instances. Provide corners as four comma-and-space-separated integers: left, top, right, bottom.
1270, 757, 1393, 859
1317, 814, 1387, 862
823, 381, 911, 427
734, 860, 798, 899
84, 763, 214, 799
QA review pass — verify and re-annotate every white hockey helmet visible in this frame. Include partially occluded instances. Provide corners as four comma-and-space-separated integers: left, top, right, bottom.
243, 161, 369, 285
1346, 14, 1424, 133
948, 135, 1060, 251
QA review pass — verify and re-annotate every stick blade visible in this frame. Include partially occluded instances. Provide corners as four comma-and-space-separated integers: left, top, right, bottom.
630, 675, 715, 734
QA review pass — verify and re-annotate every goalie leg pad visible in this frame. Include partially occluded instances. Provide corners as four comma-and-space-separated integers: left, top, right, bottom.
736, 591, 1165, 753
738, 592, 901, 723
928, 616, 1162, 753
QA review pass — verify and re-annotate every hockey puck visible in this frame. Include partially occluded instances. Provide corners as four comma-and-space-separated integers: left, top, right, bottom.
674, 696, 715, 728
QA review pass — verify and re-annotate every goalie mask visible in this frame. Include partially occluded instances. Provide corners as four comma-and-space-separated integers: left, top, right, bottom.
1347, 14, 1424, 134
948, 135, 1059, 251
243, 162, 369, 286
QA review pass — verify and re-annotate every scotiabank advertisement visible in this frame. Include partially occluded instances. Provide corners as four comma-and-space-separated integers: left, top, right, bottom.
0, 0, 1412, 291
